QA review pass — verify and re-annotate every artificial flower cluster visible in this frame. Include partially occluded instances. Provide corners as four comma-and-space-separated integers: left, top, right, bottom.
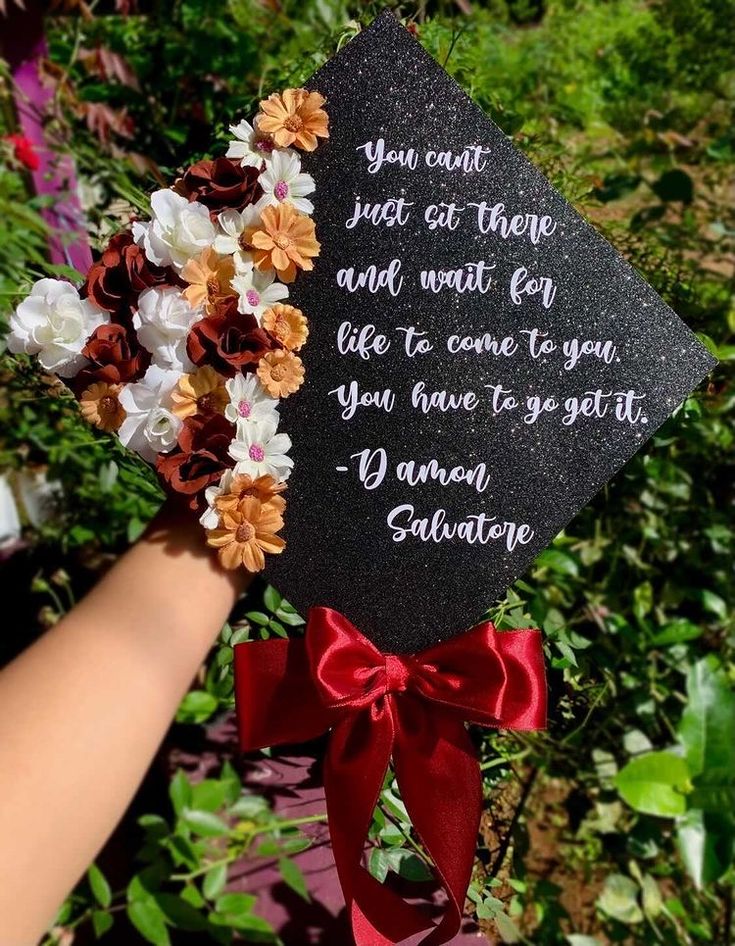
6, 88, 328, 572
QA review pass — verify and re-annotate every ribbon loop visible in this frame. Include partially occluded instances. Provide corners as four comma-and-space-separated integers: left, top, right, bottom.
234, 607, 547, 946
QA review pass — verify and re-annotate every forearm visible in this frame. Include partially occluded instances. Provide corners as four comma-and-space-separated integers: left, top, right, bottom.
0, 501, 250, 944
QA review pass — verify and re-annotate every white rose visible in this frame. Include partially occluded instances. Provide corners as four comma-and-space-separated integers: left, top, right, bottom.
133, 286, 202, 372
132, 189, 216, 271
118, 365, 182, 463
7, 278, 108, 377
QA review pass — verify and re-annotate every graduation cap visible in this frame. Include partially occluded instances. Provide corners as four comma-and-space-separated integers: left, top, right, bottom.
267, 10, 716, 654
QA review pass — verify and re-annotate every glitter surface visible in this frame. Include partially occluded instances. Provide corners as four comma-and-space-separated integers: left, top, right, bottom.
266, 10, 717, 653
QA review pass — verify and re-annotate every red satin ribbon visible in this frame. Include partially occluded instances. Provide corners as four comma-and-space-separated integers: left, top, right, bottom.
234, 607, 546, 946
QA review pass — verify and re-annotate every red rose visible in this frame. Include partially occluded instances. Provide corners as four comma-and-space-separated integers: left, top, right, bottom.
75, 323, 151, 390
180, 157, 261, 215
156, 413, 234, 508
186, 298, 277, 377
83, 230, 172, 316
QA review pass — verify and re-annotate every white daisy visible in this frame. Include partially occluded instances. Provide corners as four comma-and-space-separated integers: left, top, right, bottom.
225, 373, 279, 425
199, 468, 234, 530
228, 416, 293, 481
231, 261, 289, 321
213, 206, 261, 263
225, 118, 276, 169
256, 150, 315, 215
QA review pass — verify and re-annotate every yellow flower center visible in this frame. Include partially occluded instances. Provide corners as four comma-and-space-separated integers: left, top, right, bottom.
270, 364, 287, 381
235, 522, 255, 543
284, 114, 303, 132
274, 233, 292, 250
99, 395, 116, 415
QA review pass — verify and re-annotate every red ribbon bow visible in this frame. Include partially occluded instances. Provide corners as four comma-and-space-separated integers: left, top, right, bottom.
234, 607, 546, 946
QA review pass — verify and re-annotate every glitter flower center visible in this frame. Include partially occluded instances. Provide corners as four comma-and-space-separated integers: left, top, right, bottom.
249, 443, 265, 462
274, 180, 290, 201
246, 289, 260, 307
237, 399, 252, 418
100, 395, 117, 414
235, 522, 255, 543
274, 234, 292, 250
256, 138, 274, 154
270, 364, 287, 381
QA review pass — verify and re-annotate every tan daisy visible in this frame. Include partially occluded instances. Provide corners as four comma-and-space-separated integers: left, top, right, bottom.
257, 88, 329, 152
245, 203, 320, 283
206, 496, 285, 572
261, 304, 309, 351
171, 366, 229, 419
79, 382, 125, 432
257, 350, 305, 399
180, 247, 235, 312
215, 473, 287, 516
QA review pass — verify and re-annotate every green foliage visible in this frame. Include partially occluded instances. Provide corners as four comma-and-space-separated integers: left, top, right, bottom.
45, 763, 324, 944
2, 0, 734, 943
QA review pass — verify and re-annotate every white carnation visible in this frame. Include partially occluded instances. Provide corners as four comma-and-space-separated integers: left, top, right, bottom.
132, 189, 215, 271
133, 286, 202, 372
6, 278, 108, 377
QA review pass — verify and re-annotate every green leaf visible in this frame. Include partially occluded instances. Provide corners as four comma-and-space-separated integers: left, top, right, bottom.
92, 910, 114, 938
169, 770, 192, 817
699, 589, 727, 620
678, 657, 735, 787
495, 911, 522, 943
215, 892, 257, 915
395, 851, 432, 882
191, 778, 229, 812
127, 900, 170, 946
278, 856, 310, 901
264, 585, 282, 612
87, 863, 112, 908
677, 808, 735, 888
182, 809, 230, 837
220, 760, 242, 805
368, 847, 390, 883
650, 619, 702, 647
597, 873, 643, 924
203, 863, 228, 900
614, 751, 690, 816
155, 893, 208, 931
176, 690, 219, 724
246, 610, 271, 626
535, 548, 579, 577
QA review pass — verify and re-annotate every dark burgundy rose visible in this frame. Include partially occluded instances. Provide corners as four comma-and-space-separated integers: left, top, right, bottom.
83, 230, 171, 316
75, 323, 151, 391
156, 413, 234, 509
180, 157, 261, 215
187, 297, 277, 377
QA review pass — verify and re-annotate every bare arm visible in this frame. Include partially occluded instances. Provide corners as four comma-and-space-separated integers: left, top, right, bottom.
0, 500, 251, 944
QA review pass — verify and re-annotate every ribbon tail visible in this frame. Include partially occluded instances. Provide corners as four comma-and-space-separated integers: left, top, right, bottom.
393, 697, 483, 946
325, 701, 432, 946
234, 639, 332, 750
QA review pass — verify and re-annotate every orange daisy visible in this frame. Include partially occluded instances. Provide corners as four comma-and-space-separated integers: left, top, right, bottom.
257, 88, 329, 152
180, 247, 235, 312
245, 204, 320, 283
206, 496, 285, 572
171, 366, 229, 419
215, 472, 287, 516
261, 304, 309, 351
257, 349, 305, 399
79, 382, 125, 432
